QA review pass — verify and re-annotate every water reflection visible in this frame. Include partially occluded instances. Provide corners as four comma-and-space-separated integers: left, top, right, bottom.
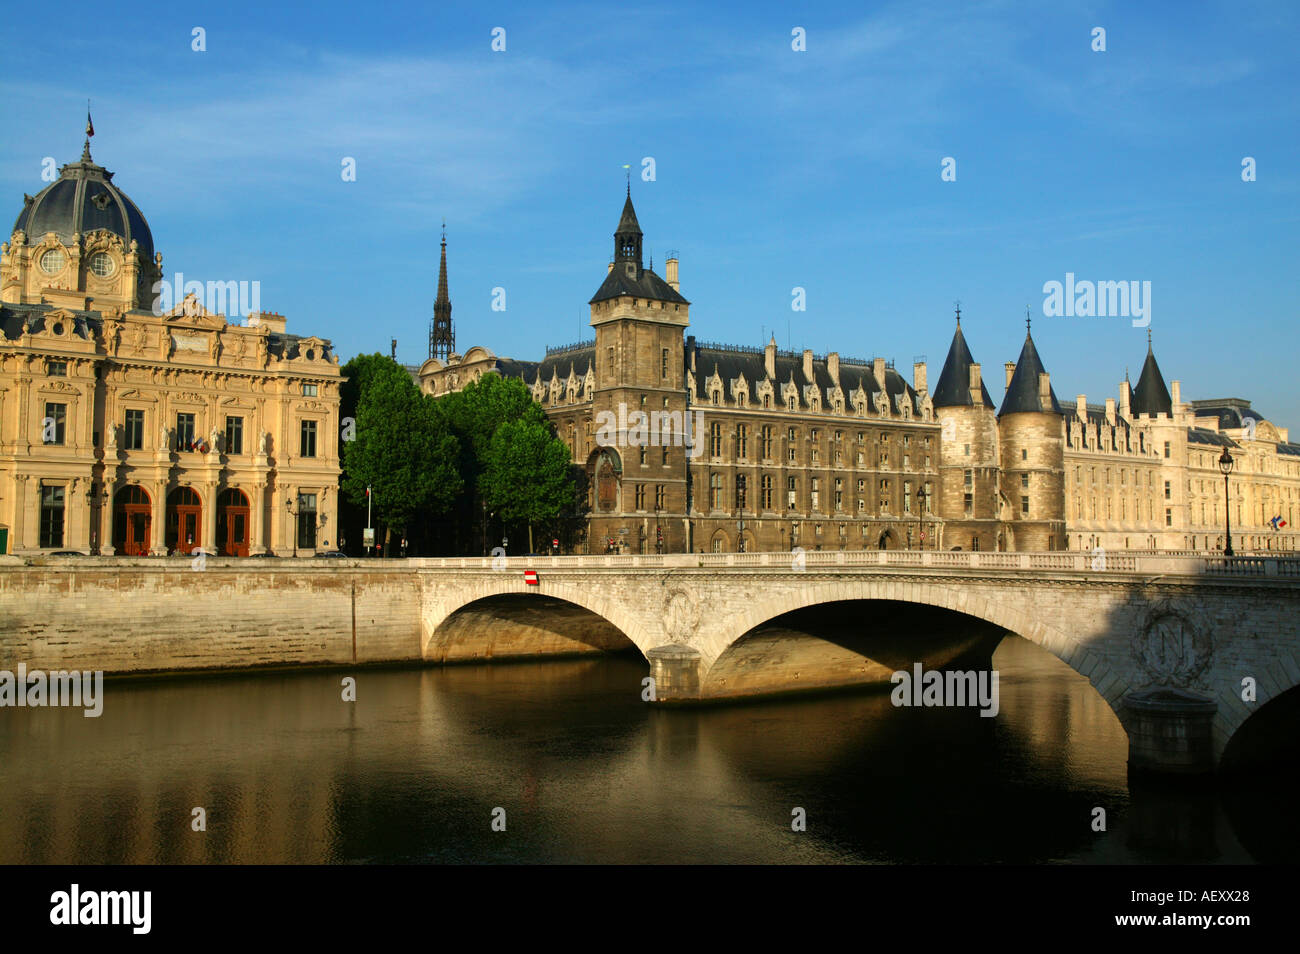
0, 637, 1267, 863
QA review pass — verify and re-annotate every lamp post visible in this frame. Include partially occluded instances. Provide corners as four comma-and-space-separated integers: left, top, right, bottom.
285, 495, 298, 558
1219, 448, 1235, 557
915, 485, 929, 551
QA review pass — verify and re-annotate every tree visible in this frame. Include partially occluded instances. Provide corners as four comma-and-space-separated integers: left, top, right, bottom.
341, 358, 462, 549
481, 418, 578, 553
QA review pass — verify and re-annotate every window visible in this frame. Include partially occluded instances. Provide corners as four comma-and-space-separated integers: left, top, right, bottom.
661, 446, 668, 466
1164, 441, 1171, 459
735, 475, 747, 511
176, 412, 195, 450
661, 348, 669, 380
124, 409, 144, 450
788, 428, 798, 462
761, 475, 773, 510
810, 478, 820, 511
964, 443, 971, 456
89, 251, 115, 277
655, 485, 665, 510
1165, 508, 1173, 527
964, 469, 973, 489
39, 485, 65, 548
1021, 449, 1028, 461
787, 477, 797, 509
300, 420, 317, 458
924, 482, 933, 513
709, 473, 722, 509
635, 484, 645, 510
302, 383, 318, 397
225, 416, 244, 455
39, 248, 66, 274
1164, 481, 1171, 500
903, 481, 912, 514
297, 493, 318, 549
710, 423, 722, 457
964, 493, 973, 516
736, 425, 748, 459
1021, 496, 1030, 515
46, 360, 67, 376
639, 447, 647, 466
43, 402, 67, 445
1021, 473, 1029, 489
761, 426, 773, 460
835, 478, 844, 511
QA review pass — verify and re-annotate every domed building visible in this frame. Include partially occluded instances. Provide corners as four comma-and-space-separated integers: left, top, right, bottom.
0, 126, 342, 556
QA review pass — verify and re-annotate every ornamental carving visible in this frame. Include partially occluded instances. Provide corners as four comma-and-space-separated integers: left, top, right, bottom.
663, 587, 701, 643
1131, 603, 1213, 688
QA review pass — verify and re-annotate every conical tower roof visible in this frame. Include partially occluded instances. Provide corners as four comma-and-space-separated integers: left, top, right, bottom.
932, 319, 994, 408
1131, 336, 1173, 416
999, 329, 1062, 416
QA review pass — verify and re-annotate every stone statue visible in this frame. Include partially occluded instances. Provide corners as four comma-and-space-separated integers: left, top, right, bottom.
133, 324, 147, 353
160, 425, 170, 450
105, 423, 117, 450
209, 427, 221, 454
258, 430, 269, 455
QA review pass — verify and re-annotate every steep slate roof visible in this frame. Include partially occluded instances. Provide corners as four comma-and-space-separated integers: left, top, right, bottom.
931, 323, 994, 408
1131, 344, 1173, 416
1189, 399, 1263, 431
589, 265, 689, 305
1187, 427, 1239, 449
999, 332, 1062, 416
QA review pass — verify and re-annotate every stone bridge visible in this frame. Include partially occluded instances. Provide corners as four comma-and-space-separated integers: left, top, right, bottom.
418, 550, 1300, 774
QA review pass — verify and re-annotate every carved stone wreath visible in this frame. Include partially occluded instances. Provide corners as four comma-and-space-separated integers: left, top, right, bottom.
1130, 602, 1213, 688
663, 587, 701, 643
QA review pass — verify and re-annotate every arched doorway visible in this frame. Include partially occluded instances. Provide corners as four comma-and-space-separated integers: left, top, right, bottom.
166, 487, 202, 554
113, 485, 152, 556
217, 488, 250, 556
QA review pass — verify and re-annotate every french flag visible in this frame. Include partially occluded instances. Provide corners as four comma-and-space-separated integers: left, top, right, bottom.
1271, 515, 1287, 530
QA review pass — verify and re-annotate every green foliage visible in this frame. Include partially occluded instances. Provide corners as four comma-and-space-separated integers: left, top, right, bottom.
482, 418, 577, 530
340, 357, 462, 533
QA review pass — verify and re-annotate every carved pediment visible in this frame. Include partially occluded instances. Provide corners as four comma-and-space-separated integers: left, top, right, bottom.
171, 391, 207, 404
162, 295, 227, 329
39, 380, 80, 394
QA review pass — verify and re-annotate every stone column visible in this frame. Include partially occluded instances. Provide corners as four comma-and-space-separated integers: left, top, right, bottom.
248, 477, 267, 556
150, 477, 167, 555
102, 474, 118, 556
1122, 687, 1218, 775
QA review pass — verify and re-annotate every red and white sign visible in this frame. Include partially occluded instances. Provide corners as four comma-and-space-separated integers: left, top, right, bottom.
523, 569, 539, 586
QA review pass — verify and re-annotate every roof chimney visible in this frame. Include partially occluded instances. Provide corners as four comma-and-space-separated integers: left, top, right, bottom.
827, 352, 840, 383
1004, 361, 1016, 388
1170, 380, 1181, 410
1076, 394, 1087, 418
1105, 397, 1115, 425
764, 335, 776, 380
1119, 380, 1131, 419
874, 356, 887, 391
913, 360, 927, 394
665, 255, 679, 291
803, 349, 814, 383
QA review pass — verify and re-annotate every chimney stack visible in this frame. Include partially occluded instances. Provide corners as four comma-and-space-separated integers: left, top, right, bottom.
665, 255, 679, 291
764, 336, 776, 380
913, 360, 927, 394
874, 356, 887, 391
1004, 361, 1016, 388
1119, 380, 1131, 419
803, 349, 814, 383
1076, 394, 1087, 418
1171, 380, 1181, 411
1105, 397, 1115, 425
827, 352, 840, 384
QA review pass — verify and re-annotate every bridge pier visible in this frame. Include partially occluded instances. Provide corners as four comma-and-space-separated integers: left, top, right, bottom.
646, 644, 702, 703
1122, 688, 1219, 776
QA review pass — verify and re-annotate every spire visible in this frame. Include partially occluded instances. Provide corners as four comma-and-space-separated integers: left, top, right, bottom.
1131, 331, 1172, 416
614, 189, 643, 269
932, 317, 994, 409
82, 101, 94, 162
999, 323, 1062, 417
429, 221, 454, 361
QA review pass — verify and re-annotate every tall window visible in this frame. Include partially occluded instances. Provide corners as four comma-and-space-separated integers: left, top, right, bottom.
761, 474, 772, 510
43, 402, 67, 445
39, 485, 65, 548
904, 481, 912, 513
297, 493, 318, 549
1021, 496, 1030, 515
1164, 480, 1171, 500
924, 481, 933, 513
735, 475, 747, 511
787, 476, 797, 509
300, 420, 318, 458
879, 479, 890, 514
834, 478, 843, 511
124, 409, 144, 450
787, 428, 797, 462
736, 426, 748, 460
760, 425, 773, 460
661, 348, 668, 380
964, 493, 973, 516
655, 484, 665, 510
810, 477, 820, 511
176, 412, 195, 450
225, 415, 244, 455
709, 473, 722, 509
709, 422, 722, 457
635, 484, 645, 510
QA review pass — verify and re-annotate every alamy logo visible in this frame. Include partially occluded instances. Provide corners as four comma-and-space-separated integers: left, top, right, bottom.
1042, 272, 1151, 327
594, 404, 706, 458
890, 663, 999, 717
0, 665, 104, 717
50, 884, 150, 934
151, 272, 261, 318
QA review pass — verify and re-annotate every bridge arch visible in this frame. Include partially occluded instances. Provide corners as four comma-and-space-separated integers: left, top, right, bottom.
697, 578, 1128, 718
423, 577, 652, 662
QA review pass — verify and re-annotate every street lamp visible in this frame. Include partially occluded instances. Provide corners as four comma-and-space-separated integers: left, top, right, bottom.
1219, 448, 1235, 557
915, 485, 929, 551
285, 495, 298, 558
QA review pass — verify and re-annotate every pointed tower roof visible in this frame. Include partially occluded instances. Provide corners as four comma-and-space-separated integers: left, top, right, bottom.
429, 221, 454, 361
1131, 332, 1173, 416
616, 186, 642, 237
932, 313, 994, 408
999, 325, 1062, 416
590, 188, 687, 305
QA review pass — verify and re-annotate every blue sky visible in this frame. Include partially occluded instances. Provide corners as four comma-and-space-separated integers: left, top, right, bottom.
3, 0, 1297, 422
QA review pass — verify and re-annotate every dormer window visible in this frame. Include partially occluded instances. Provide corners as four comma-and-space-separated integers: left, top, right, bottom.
40, 248, 66, 274
88, 251, 115, 277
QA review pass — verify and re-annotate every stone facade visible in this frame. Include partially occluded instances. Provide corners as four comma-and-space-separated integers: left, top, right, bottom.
0, 138, 342, 556
417, 192, 1300, 556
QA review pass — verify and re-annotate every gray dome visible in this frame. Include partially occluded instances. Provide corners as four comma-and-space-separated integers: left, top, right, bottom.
12, 147, 154, 261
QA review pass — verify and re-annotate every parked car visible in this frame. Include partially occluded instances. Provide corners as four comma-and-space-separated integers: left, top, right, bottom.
316, 550, 348, 558
48, 550, 88, 556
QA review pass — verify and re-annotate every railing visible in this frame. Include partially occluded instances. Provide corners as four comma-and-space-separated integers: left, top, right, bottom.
14, 550, 1300, 579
